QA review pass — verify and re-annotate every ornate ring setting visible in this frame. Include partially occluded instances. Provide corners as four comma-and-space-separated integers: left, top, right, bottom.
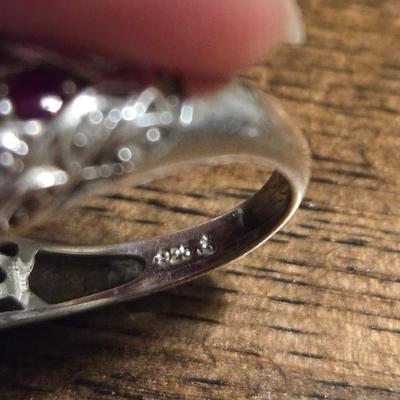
0, 43, 310, 328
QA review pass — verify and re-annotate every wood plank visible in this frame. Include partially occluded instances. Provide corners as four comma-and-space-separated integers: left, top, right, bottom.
1, 1, 400, 399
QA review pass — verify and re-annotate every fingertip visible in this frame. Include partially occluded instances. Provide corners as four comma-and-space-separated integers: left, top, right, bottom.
0, 0, 289, 77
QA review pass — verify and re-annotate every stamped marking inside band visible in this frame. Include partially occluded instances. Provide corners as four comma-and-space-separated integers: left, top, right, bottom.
154, 234, 215, 267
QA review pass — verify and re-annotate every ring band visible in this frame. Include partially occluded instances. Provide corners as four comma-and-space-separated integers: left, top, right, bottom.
0, 43, 310, 328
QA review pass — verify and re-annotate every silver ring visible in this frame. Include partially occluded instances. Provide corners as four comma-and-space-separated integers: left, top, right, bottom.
0, 43, 310, 328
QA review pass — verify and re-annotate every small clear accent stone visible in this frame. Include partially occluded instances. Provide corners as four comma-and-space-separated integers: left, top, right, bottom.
0, 98, 12, 115
180, 245, 193, 261
89, 110, 104, 125
170, 248, 182, 264
73, 132, 88, 148
0, 151, 14, 168
146, 127, 161, 143
118, 147, 132, 162
198, 235, 215, 255
154, 249, 171, 265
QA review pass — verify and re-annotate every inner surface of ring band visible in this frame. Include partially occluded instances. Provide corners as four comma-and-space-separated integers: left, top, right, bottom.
27, 172, 292, 305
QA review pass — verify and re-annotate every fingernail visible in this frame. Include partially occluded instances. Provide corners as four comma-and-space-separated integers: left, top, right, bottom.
282, 0, 306, 45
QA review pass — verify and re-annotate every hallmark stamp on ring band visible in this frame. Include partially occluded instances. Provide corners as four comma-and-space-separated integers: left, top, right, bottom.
153, 234, 215, 267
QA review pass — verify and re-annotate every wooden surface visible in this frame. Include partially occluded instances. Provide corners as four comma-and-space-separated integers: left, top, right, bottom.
2, 1, 400, 399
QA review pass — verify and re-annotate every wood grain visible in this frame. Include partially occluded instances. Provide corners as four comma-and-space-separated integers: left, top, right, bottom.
1, 1, 400, 399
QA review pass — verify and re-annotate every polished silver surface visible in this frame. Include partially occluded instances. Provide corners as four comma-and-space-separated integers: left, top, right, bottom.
0, 44, 310, 328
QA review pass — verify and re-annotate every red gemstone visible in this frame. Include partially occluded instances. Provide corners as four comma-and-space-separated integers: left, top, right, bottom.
8, 66, 84, 120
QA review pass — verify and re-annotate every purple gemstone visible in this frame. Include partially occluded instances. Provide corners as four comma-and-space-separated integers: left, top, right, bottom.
7, 66, 85, 120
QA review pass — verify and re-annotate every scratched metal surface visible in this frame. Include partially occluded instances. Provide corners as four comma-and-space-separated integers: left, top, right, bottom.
1, 1, 400, 399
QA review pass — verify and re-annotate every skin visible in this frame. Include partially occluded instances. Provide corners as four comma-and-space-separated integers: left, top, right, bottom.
0, 0, 286, 91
